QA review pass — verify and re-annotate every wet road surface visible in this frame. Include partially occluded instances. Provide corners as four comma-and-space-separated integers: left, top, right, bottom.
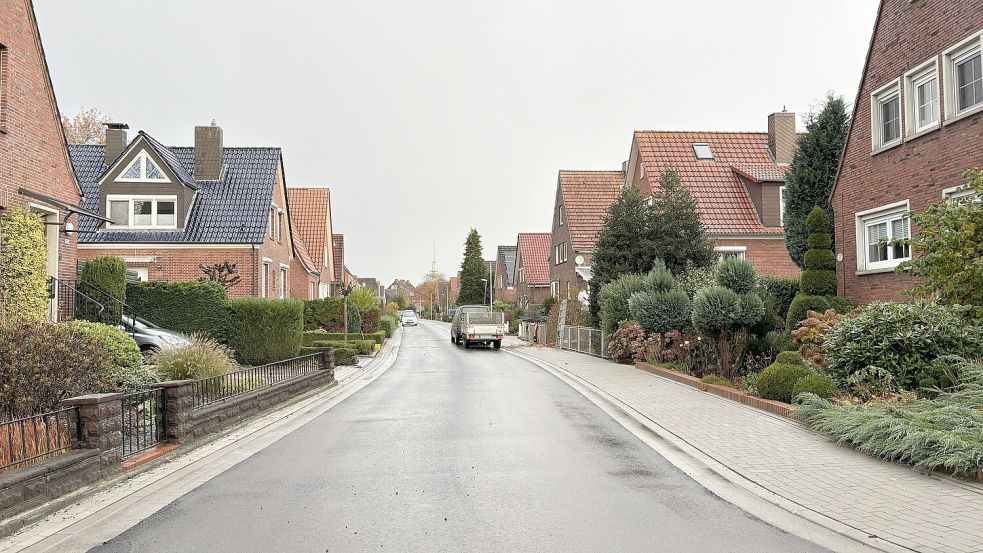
91, 321, 827, 552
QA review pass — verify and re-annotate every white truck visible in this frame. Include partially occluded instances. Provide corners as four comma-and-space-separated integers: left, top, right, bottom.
451, 305, 506, 349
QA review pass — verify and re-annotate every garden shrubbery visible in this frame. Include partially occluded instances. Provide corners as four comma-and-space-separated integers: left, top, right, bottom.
79, 255, 127, 325
333, 347, 357, 366
150, 334, 238, 380
0, 208, 48, 321
63, 320, 157, 392
756, 353, 813, 403
303, 298, 345, 332
786, 207, 850, 329
599, 274, 647, 336
127, 281, 232, 340
226, 298, 304, 365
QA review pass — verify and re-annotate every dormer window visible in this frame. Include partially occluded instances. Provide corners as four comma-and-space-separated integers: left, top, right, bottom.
106, 195, 178, 229
693, 143, 713, 160
117, 150, 170, 183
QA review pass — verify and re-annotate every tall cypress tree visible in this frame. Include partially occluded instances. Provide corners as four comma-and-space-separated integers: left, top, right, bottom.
457, 229, 486, 306
783, 94, 850, 267
588, 184, 657, 326
650, 167, 715, 275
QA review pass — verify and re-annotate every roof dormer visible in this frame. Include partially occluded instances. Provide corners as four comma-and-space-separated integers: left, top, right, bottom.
117, 150, 170, 183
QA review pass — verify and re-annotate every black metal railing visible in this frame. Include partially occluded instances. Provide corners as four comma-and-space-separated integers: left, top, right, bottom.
0, 408, 81, 474
191, 352, 327, 409
50, 277, 105, 323
121, 389, 166, 459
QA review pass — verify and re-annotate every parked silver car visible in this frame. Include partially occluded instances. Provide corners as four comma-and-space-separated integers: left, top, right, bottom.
119, 316, 191, 358
400, 311, 418, 326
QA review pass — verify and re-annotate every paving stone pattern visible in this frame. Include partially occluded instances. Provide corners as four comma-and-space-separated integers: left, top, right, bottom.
517, 346, 983, 553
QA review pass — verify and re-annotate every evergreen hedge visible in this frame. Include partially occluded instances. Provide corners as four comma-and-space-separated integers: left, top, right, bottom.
302, 298, 345, 332
787, 207, 847, 329
225, 298, 304, 365
333, 347, 357, 366
127, 281, 232, 341
308, 339, 375, 355
0, 208, 48, 321
79, 255, 127, 325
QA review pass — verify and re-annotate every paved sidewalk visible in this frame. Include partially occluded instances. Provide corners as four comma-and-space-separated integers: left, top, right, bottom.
513, 345, 983, 553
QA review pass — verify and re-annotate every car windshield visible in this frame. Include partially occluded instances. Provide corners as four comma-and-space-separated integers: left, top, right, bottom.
121, 315, 161, 330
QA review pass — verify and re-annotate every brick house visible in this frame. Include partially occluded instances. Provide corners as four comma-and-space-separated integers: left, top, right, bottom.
287, 187, 336, 299
831, 0, 983, 305
0, 0, 96, 320
331, 234, 349, 293
513, 232, 552, 308
71, 123, 300, 299
493, 245, 517, 304
623, 114, 801, 278
549, 170, 622, 301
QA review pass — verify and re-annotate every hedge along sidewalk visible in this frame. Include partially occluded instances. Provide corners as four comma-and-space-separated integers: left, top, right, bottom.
511, 345, 983, 553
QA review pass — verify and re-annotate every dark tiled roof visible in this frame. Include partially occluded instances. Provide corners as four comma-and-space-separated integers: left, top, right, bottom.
140, 132, 198, 189
517, 232, 551, 285
70, 140, 282, 244
497, 245, 517, 287
558, 170, 623, 251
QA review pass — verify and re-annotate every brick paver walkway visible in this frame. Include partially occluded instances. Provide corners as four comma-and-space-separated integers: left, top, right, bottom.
513, 345, 983, 553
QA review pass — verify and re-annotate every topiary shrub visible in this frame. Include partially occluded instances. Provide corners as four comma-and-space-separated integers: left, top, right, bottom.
78, 255, 127, 325
792, 373, 837, 400
333, 347, 357, 366
786, 206, 847, 329
127, 281, 232, 341
786, 294, 830, 330
823, 300, 983, 391
629, 289, 691, 336
691, 286, 739, 336
757, 362, 812, 403
645, 260, 674, 293
599, 273, 647, 336
715, 259, 756, 294
225, 298, 304, 365
757, 275, 800, 321
149, 334, 238, 380
63, 320, 156, 392
0, 207, 48, 321
799, 270, 837, 296
607, 320, 647, 364
775, 350, 805, 366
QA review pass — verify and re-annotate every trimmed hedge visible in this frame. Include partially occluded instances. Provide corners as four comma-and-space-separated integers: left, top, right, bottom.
333, 347, 357, 366
226, 298, 304, 365
757, 362, 812, 403
127, 281, 232, 340
309, 339, 375, 355
792, 373, 837, 400
79, 255, 127, 325
0, 207, 48, 321
304, 332, 385, 346
303, 298, 345, 332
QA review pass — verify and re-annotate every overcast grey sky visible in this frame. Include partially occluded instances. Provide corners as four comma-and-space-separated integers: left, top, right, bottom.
36, 0, 879, 285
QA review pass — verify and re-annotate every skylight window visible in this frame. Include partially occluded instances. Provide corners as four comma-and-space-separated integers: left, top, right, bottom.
693, 143, 713, 160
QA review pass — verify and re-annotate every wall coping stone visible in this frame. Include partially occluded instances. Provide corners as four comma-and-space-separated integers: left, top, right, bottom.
62, 393, 122, 406
0, 449, 100, 489
155, 380, 196, 389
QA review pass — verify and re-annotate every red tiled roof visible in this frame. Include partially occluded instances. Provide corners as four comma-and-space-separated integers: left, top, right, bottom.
287, 188, 330, 269
731, 163, 789, 183
290, 225, 319, 275
635, 131, 784, 235
332, 234, 344, 283
516, 232, 551, 285
558, 170, 623, 251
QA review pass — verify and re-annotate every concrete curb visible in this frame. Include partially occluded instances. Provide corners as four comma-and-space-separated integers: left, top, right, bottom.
506, 348, 910, 553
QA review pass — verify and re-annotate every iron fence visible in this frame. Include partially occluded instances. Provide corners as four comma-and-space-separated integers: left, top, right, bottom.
191, 351, 327, 409
121, 388, 166, 459
0, 408, 81, 473
558, 326, 609, 359
50, 277, 106, 323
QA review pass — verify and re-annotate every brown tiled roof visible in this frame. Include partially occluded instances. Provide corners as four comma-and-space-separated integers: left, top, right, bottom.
731, 163, 789, 183
558, 170, 623, 251
332, 234, 344, 283
517, 232, 551, 285
635, 131, 784, 235
290, 225, 319, 275
286, 188, 330, 269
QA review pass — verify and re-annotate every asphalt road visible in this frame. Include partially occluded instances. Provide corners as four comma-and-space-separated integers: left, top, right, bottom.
91, 321, 827, 553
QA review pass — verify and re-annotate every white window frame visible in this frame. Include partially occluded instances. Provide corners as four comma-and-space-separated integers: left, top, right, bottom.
693, 143, 713, 160
943, 185, 980, 204
261, 260, 271, 298
714, 246, 746, 262
550, 281, 559, 298
904, 58, 941, 137
855, 200, 911, 272
115, 150, 171, 183
558, 204, 565, 226
105, 195, 178, 229
870, 79, 903, 152
779, 186, 786, 227
943, 30, 983, 123
278, 264, 288, 299
518, 267, 525, 284
318, 282, 329, 298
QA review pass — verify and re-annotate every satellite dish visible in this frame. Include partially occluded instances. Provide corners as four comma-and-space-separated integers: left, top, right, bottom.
575, 255, 585, 266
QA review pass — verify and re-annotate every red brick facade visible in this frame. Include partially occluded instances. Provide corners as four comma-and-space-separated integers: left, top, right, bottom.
831, 0, 983, 305
0, 0, 80, 298
713, 237, 800, 278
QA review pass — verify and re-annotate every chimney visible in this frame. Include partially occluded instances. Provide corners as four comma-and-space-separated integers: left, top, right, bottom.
194, 120, 224, 180
767, 110, 797, 164
104, 122, 129, 165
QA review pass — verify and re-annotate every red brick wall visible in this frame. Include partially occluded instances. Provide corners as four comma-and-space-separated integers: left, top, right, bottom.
0, 0, 79, 283
289, 258, 318, 300
713, 237, 800, 278
832, 0, 983, 305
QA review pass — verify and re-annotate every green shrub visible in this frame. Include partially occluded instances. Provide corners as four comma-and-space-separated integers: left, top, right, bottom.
629, 289, 691, 335
795, 357, 983, 476
827, 296, 853, 314
691, 286, 739, 336
299, 346, 318, 356
757, 275, 799, 321
644, 260, 674, 293
599, 274, 647, 336
803, 249, 836, 270
361, 305, 382, 333
800, 270, 836, 296
0, 319, 113, 418
333, 347, 357, 366
701, 374, 734, 388
304, 332, 382, 347
757, 362, 812, 403
226, 298, 304, 365
380, 315, 397, 337
823, 300, 983, 391
715, 258, 756, 294
149, 334, 238, 380
676, 263, 718, 299
792, 373, 837, 400
736, 292, 766, 328
0, 207, 48, 321
765, 330, 794, 354
303, 298, 345, 332
775, 351, 805, 365
370, 330, 386, 344
309, 339, 374, 355
786, 294, 830, 330
807, 233, 832, 250
79, 255, 127, 325
127, 281, 232, 341
63, 320, 156, 392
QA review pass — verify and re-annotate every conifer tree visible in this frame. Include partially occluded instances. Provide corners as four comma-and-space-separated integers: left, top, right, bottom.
783, 95, 850, 267
650, 167, 715, 275
588, 184, 656, 325
457, 229, 486, 306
